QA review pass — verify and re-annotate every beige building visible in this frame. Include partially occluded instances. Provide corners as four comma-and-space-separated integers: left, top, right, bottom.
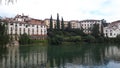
44, 19, 57, 29
44, 19, 79, 29
70, 20, 79, 29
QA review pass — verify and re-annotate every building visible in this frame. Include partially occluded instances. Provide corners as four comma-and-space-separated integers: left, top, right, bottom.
103, 20, 120, 38
2, 14, 47, 40
77, 19, 103, 34
69, 20, 79, 29
44, 19, 57, 29
44, 19, 79, 29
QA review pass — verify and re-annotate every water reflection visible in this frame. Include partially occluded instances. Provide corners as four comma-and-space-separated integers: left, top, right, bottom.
0, 46, 47, 68
47, 44, 120, 68
0, 44, 120, 68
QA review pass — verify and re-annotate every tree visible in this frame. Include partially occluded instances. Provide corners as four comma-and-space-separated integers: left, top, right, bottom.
91, 23, 100, 38
84, 35, 96, 43
56, 13, 60, 30
61, 17, 64, 30
50, 15, 53, 30
19, 33, 32, 45
0, 21, 9, 46
68, 22, 72, 29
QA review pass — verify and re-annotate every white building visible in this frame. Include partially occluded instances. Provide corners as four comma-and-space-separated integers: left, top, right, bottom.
2, 14, 47, 40
103, 20, 120, 38
77, 19, 103, 34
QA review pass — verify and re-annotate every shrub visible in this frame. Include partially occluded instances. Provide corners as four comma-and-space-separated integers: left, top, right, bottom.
19, 33, 33, 45
84, 35, 96, 43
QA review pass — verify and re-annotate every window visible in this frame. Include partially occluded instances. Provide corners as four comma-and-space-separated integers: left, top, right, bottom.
87, 24, 89, 27
15, 24, 17, 28
11, 27, 13, 34
110, 33, 112, 36
44, 29, 46, 34
20, 28, 21, 34
28, 28, 30, 35
10, 23, 13, 25
32, 29, 34, 34
41, 29, 42, 34
106, 33, 107, 36
37, 25, 38, 28
32, 25, 34, 27
106, 30, 107, 32
90, 24, 92, 26
114, 33, 116, 36
110, 30, 112, 32
37, 28, 38, 35
24, 28, 25, 33
19, 23, 22, 26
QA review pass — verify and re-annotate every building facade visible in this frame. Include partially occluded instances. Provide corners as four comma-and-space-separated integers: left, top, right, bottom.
44, 19, 79, 29
103, 20, 120, 38
44, 19, 57, 29
77, 19, 103, 34
69, 20, 79, 29
2, 14, 47, 40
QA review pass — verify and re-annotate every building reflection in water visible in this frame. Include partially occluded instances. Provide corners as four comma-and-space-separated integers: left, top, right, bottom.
0, 45, 120, 68
47, 45, 120, 68
0, 46, 47, 68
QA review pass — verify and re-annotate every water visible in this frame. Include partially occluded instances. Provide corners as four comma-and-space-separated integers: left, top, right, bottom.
0, 44, 120, 68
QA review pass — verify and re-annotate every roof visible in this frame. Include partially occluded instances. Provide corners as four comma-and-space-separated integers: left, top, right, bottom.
105, 20, 120, 30
111, 20, 120, 25
79, 19, 101, 23
70, 20, 79, 22
2, 15, 46, 26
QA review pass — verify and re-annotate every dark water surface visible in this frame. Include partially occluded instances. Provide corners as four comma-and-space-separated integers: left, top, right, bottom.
0, 44, 120, 68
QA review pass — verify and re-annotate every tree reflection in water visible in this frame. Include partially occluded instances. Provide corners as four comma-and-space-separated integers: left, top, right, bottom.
0, 44, 120, 68
47, 44, 120, 68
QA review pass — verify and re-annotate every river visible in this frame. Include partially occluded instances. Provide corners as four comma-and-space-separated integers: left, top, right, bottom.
0, 43, 120, 68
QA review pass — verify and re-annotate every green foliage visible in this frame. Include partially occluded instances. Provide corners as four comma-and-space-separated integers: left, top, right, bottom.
0, 21, 9, 46
97, 36, 104, 43
61, 17, 64, 30
48, 29, 85, 45
48, 35, 63, 45
84, 35, 96, 43
67, 36, 81, 42
115, 35, 120, 44
56, 13, 60, 30
19, 33, 33, 45
91, 24, 100, 38
50, 15, 53, 30
67, 22, 72, 29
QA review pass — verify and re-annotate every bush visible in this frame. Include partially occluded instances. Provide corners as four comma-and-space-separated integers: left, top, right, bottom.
48, 35, 63, 45
84, 35, 96, 43
19, 33, 33, 45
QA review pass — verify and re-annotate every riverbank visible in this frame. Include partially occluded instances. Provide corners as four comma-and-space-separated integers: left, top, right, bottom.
47, 29, 120, 45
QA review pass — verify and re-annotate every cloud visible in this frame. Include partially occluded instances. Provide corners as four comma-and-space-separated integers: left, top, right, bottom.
0, 0, 120, 22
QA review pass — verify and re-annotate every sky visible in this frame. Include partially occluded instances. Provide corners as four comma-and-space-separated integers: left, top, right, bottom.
0, 0, 120, 22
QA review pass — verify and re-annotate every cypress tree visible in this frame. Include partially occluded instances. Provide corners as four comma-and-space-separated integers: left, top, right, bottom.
0, 21, 9, 46
50, 15, 53, 30
91, 23, 100, 38
56, 13, 60, 30
61, 17, 64, 30
68, 21, 72, 29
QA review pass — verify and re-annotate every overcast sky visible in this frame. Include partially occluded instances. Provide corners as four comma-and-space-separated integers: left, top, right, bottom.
0, 0, 120, 22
